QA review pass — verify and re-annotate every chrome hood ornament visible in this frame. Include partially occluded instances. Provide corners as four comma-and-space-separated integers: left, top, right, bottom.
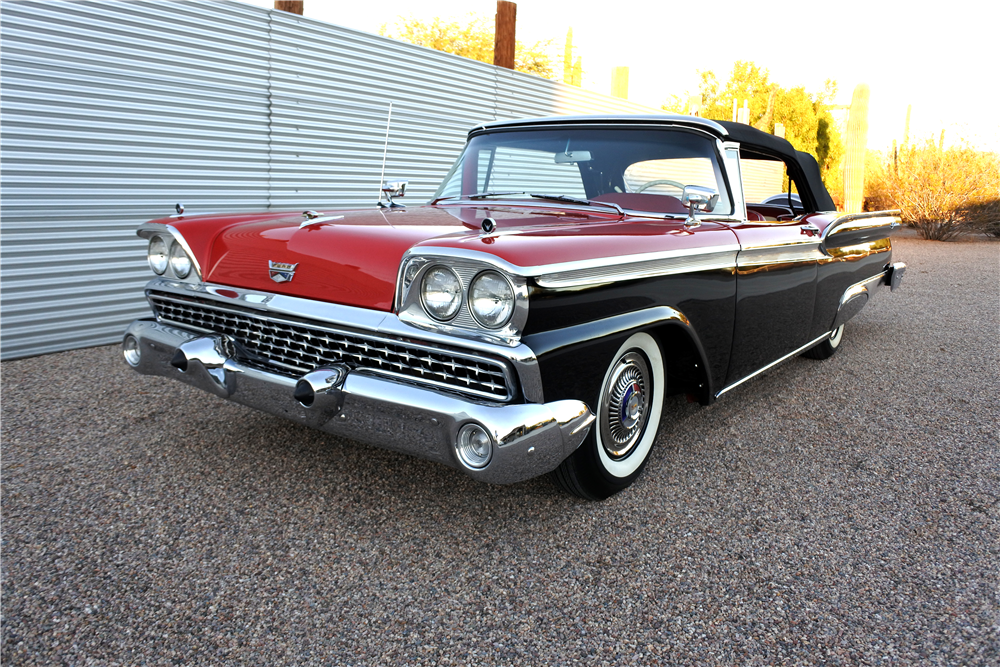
268, 261, 298, 283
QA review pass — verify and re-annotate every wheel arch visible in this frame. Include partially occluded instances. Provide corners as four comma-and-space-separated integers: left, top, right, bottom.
523, 305, 715, 408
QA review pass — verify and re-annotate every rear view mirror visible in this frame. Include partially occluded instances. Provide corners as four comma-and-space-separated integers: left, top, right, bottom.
554, 150, 591, 164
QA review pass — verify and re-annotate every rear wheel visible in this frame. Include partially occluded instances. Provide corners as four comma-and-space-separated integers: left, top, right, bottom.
803, 324, 845, 360
552, 333, 665, 500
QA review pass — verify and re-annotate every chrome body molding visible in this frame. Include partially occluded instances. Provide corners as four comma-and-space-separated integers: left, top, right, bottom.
718, 259, 907, 398
820, 210, 902, 254
137, 222, 203, 281
143, 278, 545, 404
716, 331, 835, 398
403, 245, 742, 291
736, 239, 825, 268
122, 320, 593, 485
536, 246, 739, 288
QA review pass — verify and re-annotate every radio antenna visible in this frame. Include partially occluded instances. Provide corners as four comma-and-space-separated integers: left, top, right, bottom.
377, 102, 393, 207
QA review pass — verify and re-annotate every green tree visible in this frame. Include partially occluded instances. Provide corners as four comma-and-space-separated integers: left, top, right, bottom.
663, 61, 845, 192
380, 14, 556, 80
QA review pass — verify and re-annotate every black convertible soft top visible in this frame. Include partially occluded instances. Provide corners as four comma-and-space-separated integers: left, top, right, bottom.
716, 121, 837, 212
477, 115, 838, 213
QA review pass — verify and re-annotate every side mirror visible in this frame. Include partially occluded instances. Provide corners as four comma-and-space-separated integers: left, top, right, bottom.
681, 185, 720, 227
379, 180, 408, 209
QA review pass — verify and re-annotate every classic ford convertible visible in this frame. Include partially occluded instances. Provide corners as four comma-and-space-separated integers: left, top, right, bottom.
123, 115, 904, 499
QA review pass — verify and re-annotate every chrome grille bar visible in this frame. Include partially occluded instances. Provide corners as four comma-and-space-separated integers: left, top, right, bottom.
147, 291, 514, 401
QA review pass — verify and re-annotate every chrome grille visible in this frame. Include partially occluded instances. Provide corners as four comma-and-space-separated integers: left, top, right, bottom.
148, 292, 514, 401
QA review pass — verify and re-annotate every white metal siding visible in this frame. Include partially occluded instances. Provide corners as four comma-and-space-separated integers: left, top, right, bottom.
0, 0, 657, 360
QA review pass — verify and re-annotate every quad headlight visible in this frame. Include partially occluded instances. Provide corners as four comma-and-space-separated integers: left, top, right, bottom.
168, 241, 192, 278
421, 266, 463, 321
397, 255, 528, 346
148, 236, 169, 275
145, 232, 198, 281
469, 271, 514, 328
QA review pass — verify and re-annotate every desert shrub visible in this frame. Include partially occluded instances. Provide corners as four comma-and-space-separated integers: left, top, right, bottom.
866, 138, 1000, 241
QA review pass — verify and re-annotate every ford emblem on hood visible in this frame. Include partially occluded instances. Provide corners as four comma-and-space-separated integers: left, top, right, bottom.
268, 261, 298, 283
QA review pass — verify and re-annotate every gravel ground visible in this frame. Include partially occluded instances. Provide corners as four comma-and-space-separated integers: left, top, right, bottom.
3, 231, 998, 666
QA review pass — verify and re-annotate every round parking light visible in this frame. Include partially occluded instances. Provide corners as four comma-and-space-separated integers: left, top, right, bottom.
455, 423, 493, 469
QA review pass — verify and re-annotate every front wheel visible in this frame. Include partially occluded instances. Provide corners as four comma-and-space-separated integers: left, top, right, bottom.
802, 324, 845, 360
552, 332, 665, 500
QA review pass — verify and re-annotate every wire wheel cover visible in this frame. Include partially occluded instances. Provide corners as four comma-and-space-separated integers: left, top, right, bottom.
600, 351, 652, 459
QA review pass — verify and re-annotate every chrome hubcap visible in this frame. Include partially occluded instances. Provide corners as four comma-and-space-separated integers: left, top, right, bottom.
600, 351, 651, 459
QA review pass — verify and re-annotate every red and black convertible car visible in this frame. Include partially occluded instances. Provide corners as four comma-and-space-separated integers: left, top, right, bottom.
123, 115, 904, 499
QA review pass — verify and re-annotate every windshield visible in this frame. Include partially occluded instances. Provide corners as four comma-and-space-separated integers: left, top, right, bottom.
433, 127, 733, 217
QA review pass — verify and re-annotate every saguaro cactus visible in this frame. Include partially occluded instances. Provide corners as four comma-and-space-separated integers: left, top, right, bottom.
842, 83, 870, 214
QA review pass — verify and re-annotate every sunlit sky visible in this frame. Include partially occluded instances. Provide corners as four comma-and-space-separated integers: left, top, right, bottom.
240, 0, 999, 152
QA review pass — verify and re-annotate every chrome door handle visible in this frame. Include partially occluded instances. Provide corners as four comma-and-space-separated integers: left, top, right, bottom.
800, 223, 821, 237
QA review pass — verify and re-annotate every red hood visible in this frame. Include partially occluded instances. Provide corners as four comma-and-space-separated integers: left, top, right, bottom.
151, 204, 737, 311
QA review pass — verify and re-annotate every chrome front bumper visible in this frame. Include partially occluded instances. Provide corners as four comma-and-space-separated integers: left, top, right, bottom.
123, 319, 594, 485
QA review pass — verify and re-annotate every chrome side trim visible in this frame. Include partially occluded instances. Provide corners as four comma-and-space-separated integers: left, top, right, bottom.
820, 210, 902, 255
402, 245, 742, 290
143, 278, 545, 403
716, 331, 834, 398
536, 247, 739, 287
737, 240, 825, 268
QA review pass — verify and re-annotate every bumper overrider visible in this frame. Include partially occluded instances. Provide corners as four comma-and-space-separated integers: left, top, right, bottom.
122, 280, 595, 485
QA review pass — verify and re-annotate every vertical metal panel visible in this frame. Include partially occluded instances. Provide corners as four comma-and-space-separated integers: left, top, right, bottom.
0, 0, 658, 360
1, 0, 272, 359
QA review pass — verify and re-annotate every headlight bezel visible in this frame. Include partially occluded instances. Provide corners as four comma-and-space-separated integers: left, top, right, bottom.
396, 251, 529, 347
139, 224, 202, 283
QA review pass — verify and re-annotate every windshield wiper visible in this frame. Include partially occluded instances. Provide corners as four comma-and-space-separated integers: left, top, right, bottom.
441, 191, 624, 217
467, 191, 531, 199
528, 193, 624, 216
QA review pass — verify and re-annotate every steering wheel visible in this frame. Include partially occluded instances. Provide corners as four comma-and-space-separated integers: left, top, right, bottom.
634, 179, 686, 194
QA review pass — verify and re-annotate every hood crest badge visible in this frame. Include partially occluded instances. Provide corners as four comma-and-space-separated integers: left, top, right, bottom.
268, 261, 298, 283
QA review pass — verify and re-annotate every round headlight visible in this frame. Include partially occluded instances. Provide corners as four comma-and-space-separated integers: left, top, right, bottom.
168, 242, 192, 279
148, 237, 168, 275
421, 266, 462, 321
469, 270, 514, 328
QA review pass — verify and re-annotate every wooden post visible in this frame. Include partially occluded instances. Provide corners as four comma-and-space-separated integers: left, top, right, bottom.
494, 1, 516, 70
274, 1, 303, 15
688, 94, 702, 117
611, 67, 629, 99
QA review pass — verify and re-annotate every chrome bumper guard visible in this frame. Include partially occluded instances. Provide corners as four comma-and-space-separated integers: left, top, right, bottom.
123, 319, 594, 485
832, 262, 907, 330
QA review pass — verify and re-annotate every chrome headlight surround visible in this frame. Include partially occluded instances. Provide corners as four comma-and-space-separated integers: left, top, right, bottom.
138, 223, 202, 283
396, 252, 529, 347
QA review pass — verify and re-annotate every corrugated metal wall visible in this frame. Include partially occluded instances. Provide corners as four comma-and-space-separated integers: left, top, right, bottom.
0, 0, 656, 360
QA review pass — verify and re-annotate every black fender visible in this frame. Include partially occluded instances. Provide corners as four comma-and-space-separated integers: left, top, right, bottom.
522, 306, 715, 408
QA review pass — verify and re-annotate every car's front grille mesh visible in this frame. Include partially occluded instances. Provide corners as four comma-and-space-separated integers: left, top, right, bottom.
148, 292, 513, 401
